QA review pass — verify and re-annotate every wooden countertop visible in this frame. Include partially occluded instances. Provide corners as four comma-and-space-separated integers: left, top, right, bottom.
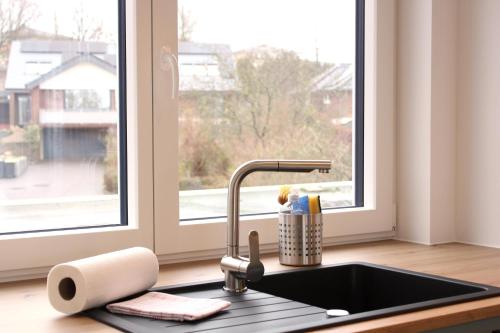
2, 240, 500, 332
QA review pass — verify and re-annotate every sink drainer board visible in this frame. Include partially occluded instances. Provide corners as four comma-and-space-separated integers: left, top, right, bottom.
85, 262, 500, 333
86, 285, 327, 333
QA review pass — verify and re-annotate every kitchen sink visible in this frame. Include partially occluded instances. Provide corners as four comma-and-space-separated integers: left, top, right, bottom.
86, 262, 500, 333
248, 262, 500, 319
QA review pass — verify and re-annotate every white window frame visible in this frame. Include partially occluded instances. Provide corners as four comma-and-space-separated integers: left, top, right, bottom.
0, 0, 155, 281
153, 0, 396, 261
0, 0, 396, 281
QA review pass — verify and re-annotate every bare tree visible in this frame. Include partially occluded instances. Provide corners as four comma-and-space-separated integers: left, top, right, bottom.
72, 1, 104, 41
0, 0, 38, 50
235, 50, 322, 145
179, 6, 195, 42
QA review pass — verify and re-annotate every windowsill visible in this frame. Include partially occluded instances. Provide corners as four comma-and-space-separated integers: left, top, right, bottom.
179, 205, 376, 226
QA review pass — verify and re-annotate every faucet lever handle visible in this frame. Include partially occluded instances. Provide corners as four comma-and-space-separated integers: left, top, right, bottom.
248, 230, 260, 264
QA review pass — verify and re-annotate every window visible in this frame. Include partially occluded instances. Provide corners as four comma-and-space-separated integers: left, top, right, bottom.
177, 0, 363, 221
152, 0, 395, 257
0, 0, 128, 235
0, 0, 395, 279
64, 90, 112, 111
0, 0, 154, 279
16, 95, 32, 125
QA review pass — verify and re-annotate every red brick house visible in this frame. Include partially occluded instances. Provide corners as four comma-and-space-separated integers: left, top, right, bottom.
0, 39, 240, 160
3, 40, 117, 160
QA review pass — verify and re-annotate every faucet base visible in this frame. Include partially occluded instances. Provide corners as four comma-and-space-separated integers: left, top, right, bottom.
223, 270, 248, 293
222, 285, 247, 293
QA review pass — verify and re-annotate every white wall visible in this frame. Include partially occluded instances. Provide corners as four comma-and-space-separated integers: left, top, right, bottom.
397, 0, 432, 244
429, 0, 457, 244
456, 0, 500, 247
396, 0, 500, 247
40, 62, 117, 90
396, 0, 457, 244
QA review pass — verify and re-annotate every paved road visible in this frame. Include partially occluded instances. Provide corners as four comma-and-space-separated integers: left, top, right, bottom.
0, 161, 353, 234
0, 160, 106, 200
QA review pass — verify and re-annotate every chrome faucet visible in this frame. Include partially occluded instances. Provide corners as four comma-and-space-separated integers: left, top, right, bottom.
220, 159, 332, 293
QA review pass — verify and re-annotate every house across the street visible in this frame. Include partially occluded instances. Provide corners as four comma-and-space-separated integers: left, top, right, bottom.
3, 40, 118, 160
1, 39, 237, 161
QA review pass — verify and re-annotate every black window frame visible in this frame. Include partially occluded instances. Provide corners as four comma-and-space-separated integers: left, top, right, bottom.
1, 0, 128, 235
117, 0, 128, 227
354, 0, 365, 207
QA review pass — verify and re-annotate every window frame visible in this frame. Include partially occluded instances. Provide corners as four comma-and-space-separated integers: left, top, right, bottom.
0, 0, 155, 281
355, 0, 365, 208
177, 0, 365, 222
1, 0, 129, 237
0, 0, 396, 281
153, 0, 396, 259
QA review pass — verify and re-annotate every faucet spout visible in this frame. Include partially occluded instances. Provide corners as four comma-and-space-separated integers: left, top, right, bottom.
221, 159, 332, 293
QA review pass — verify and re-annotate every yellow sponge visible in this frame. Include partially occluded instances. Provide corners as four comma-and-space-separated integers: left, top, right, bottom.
308, 195, 321, 214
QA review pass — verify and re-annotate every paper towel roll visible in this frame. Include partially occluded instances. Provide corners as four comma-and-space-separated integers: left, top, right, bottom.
47, 247, 159, 314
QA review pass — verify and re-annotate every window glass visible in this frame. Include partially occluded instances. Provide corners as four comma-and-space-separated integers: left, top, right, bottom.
0, 0, 124, 234
17, 95, 32, 125
178, 0, 357, 220
64, 90, 111, 111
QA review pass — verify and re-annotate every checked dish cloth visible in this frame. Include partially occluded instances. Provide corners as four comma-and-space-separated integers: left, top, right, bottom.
106, 291, 231, 322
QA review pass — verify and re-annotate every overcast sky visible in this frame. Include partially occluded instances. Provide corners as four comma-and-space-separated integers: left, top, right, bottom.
30, 0, 355, 64
31, 0, 118, 41
180, 0, 355, 63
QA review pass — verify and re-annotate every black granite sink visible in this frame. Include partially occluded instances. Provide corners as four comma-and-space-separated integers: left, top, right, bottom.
86, 262, 500, 333
249, 262, 500, 319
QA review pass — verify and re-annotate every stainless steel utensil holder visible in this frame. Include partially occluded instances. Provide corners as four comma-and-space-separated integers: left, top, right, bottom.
278, 212, 322, 266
